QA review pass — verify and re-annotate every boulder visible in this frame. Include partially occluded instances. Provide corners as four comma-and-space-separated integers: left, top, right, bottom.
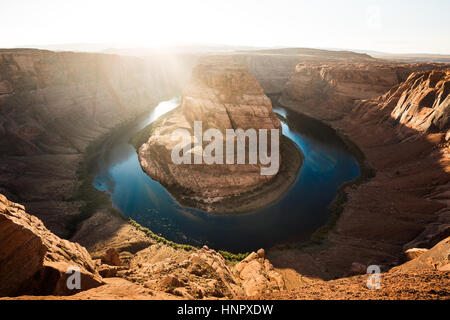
391, 237, 450, 272
101, 248, 122, 266
404, 248, 429, 261
0, 193, 103, 296
348, 262, 367, 276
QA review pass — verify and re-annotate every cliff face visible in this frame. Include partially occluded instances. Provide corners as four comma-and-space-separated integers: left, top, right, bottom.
383, 70, 449, 133
0, 49, 189, 237
280, 62, 446, 120
270, 66, 450, 281
138, 58, 286, 212
0, 193, 102, 296
231, 48, 377, 94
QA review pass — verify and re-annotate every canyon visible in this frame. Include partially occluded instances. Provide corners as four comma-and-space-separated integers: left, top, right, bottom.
0, 48, 449, 299
136, 57, 301, 212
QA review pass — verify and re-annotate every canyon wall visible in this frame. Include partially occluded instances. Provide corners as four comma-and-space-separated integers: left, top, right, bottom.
280, 61, 446, 120
0, 49, 193, 237
232, 48, 377, 94
270, 64, 449, 280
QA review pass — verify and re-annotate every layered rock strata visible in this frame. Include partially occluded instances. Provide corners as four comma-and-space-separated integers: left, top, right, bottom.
138, 58, 301, 212
0, 193, 102, 296
280, 62, 447, 120
0, 49, 191, 237
269, 67, 449, 280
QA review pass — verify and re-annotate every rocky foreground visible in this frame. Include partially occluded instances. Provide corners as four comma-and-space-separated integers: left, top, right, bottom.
1, 192, 448, 300
137, 57, 301, 212
0, 193, 286, 299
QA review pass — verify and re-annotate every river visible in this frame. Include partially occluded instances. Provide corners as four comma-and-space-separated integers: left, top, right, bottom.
91, 97, 360, 252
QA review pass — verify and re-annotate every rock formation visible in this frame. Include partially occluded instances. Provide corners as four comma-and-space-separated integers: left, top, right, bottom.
0, 193, 102, 296
382, 70, 449, 132
0, 192, 287, 299
118, 244, 285, 299
269, 65, 449, 282
280, 62, 446, 120
0, 49, 194, 237
137, 57, 300, 212
1, 48, 449, 300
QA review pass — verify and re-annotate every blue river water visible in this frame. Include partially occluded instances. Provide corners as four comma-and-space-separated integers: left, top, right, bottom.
92, 97, 360, 253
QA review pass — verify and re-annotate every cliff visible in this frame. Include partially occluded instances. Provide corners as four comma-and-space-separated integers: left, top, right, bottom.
0, 49, 191, 237
0, 193, 102, 296
137, 57, 301, 213
269, 65, 449, 282
280, 62, 446, 120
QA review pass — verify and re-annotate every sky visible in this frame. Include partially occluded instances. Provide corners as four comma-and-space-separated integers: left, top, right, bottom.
1, 0, 449, 54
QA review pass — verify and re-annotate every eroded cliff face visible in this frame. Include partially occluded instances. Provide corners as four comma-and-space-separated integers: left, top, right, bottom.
382, 70, 449, 133
0, 49, 190, 237
138, 58, 290, 212
231, 48, 377, 94
280, 62, 447, 120
269, 66, 450, 281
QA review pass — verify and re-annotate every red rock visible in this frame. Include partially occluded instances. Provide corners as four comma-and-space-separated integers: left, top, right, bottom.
348, 262, 367, 276
0, 80, 13, 95
0, 193, 103, 297
101, 248, 122, 266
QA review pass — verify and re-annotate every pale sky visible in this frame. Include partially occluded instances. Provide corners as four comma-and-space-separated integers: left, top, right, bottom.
1, 0, 449, 54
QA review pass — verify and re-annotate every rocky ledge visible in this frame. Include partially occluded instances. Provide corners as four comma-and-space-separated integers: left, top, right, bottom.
0, 192, 287, 299
137, 58, 302, 213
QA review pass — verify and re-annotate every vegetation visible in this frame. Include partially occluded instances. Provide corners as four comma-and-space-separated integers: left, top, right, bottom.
129, 122, 153, 151
127, 218, 250, 262
66, 133, 122, 237
290, 131, 375, 250
70, 114, 250, 262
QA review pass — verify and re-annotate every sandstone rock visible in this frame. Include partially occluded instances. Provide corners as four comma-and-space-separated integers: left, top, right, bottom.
160, 275, 185, 288
404, 248, 429, 261
101, 248, 122, 266
0, 49, 195, 238
388, 70, 449, 132
98, 264, 127, 278
391, 237, 450, 272
0, 193, 103, 296
118, 244, 284, 299
173, 287, 194, 299
280, 62, 447, 121
138, 57, 283, 212
257, 248, 265, 258
348, 262, 367, 276
0, 80, 13, 95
